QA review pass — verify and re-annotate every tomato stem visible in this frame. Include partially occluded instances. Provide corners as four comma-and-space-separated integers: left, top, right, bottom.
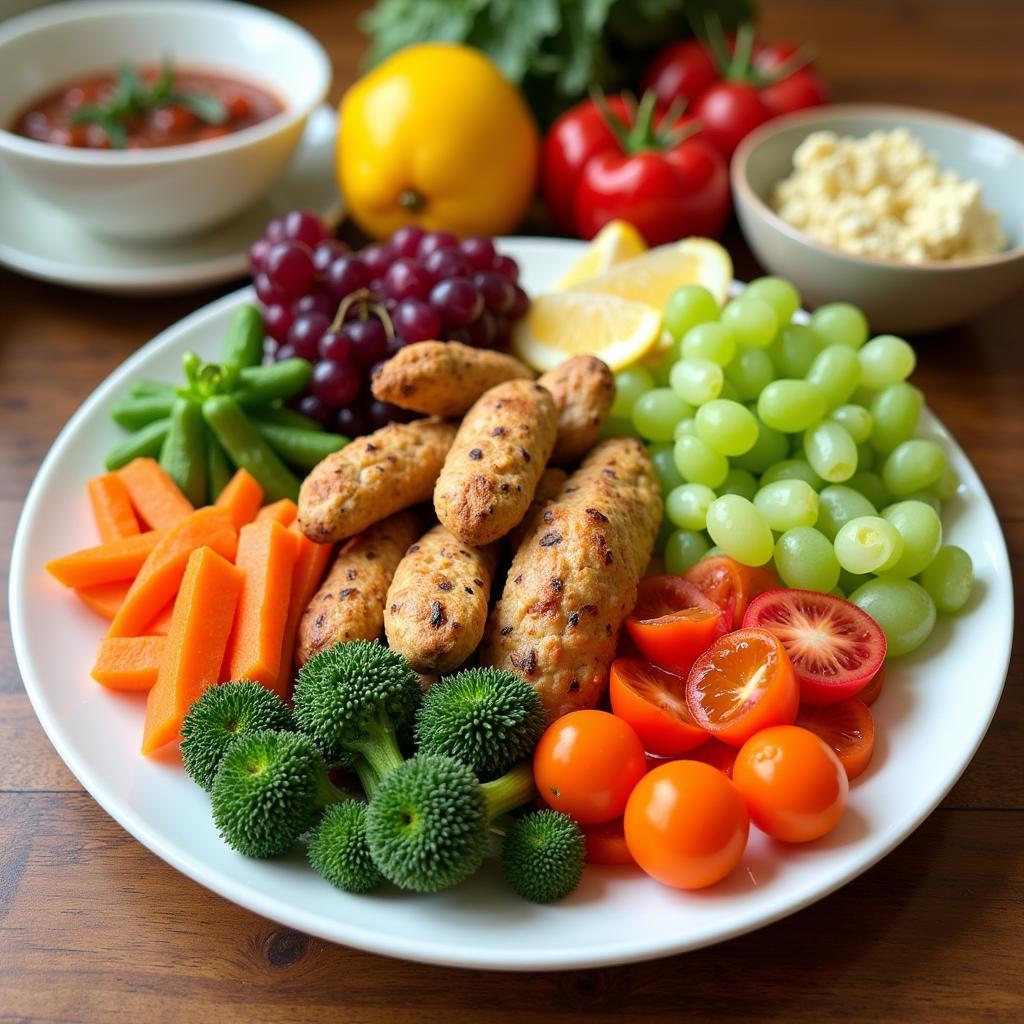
590, 87, 699, 156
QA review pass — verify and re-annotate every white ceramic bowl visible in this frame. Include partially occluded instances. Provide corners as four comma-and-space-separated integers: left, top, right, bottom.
732, 104, 1024, 334
0, 0, 331, 241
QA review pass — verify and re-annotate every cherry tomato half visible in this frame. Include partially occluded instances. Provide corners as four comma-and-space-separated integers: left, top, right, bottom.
797, 698, 875, 781
624, 760, 749, 889
533, 710, 647, 825
857, 665, 885, 707
685, 627, 799, 747
610, 658, 708, 756
582, 818, 634, 865
684, 555, 778, 625
732, 725, 849, 842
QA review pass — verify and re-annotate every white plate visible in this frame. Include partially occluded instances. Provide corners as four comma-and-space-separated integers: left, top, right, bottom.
10, 237, 1013, 970
0, 104, 341, 295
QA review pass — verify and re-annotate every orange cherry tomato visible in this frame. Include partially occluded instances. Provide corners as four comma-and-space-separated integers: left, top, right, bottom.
857, 665, 885, 707
686, 737, 739, 777
625, 575, 727, 675
684, 555, 778, 624
533, 710, 647, 825
685, 627, 799, 748
609, 658, 708, 756
624, 760, 749, 889
732, 725, 849, 842
582, 818, 635, 865
797, 698, 875, 780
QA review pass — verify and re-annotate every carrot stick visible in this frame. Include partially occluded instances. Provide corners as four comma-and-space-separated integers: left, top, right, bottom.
214, 468, 264, 530
107, 507, 237, 638
92, 635, 167, 692
224, 519, 299, 695
117, 457, 194, 530
142, 546, 242, 754
46, 530, 164, 588
87, 473, 140, 542
255, 498, 298, 527
143, 602, 174, 636
74, 580, 131, 620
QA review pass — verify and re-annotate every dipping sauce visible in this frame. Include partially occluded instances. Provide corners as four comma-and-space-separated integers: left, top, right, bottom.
10, 65, 284, 150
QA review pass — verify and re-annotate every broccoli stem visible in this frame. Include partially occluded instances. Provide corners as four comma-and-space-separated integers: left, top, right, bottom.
314, 764, 350, 810
347, 708, 407, 798
479, 761, 537, 822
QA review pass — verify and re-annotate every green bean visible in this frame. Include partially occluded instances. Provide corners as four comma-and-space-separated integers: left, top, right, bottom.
235, 359, 312, 408
221, 304, 266, 369
160, 396, 207, 505
205, 426, 234, 500
254, 421, 349, 470
249, 403, 325, 432
111, 395, 174, 430
202, 394, 300, 501
130, 379, 177, 400
105, 417, 170, 471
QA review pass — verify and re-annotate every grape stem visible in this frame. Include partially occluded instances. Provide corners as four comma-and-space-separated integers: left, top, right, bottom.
328, 287, 396, 345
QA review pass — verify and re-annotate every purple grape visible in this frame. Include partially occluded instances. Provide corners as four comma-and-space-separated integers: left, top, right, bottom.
391, 225, 425, 258
492, 254, 520, 283
312, 360, 362, 407
369, 278, 386, 299
319, 329, 353, 363
362, 243, 394, 278
249, 238, 271, 273
326, 256, 371, 299
335, 403, 374, 438
492, 316, 512, 349
368, 399, 400, 429
460, 236, 496, 271
255, 272, 287, 307
265, 215, 287, 243
393, 299, 441, 343
275, 343, 298, 361
473, 270, 516, 316
384, 258, 431, 301
417, 231, 458, 260
283, 209, 328, 247
442, 327, 473, 344
297, 393, 333, 427
288, 313, 330, 360
293, 288, 337, 320
346, 318, 389, 369
266, 242, 316, 299
264, 303, 293, 343
424, 247, 472, 282
465, 310, 496, 347
385, 336, 408, 359
429, 277, 484, 327
312, 239, 349, 274
508, 285, 529, 320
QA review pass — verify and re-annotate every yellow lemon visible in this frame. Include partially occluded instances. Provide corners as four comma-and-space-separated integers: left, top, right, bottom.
556, 220, 647, 289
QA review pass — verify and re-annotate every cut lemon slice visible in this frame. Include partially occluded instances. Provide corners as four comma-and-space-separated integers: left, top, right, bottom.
571, 237, 733, 309
556, 220, 647, 289
512, 291, 663, 373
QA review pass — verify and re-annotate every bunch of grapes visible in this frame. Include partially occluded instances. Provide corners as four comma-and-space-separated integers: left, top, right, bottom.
248, 211, 529, 437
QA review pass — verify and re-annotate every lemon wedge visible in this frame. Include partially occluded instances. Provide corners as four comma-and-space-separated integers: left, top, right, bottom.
556, 220, 648, 289
512, 291, 662, 373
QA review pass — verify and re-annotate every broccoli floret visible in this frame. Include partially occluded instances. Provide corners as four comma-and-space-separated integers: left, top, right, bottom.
293, 640, 421, 796
501, 810, 585, 904
181, 681, 294, 791
210, 730, 343, 858
415, 668, 546, 779
307, 801, 383, 894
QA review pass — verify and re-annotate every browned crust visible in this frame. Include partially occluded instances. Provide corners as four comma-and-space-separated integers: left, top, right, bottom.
538, 356, 615, 465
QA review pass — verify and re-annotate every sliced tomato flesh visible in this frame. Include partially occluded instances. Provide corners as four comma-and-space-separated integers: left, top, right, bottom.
684, 555, 777, 624
797, 698, 876, 781
610, 658, 707, 756
857, 665, 885, 707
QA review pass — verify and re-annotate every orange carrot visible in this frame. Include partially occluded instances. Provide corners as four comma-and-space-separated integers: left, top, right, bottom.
142, 546, 242, 754
46, 530, 164, 588
214, 468, 264, 530
92, 635, 167, 692
87, 473, 140, 542
143, 601, 174, 636
224, 519, 299, 695
74, 580, 131, 620
255, 498, 298, 527
108, 507, 238, 638
117, 457, 194, 530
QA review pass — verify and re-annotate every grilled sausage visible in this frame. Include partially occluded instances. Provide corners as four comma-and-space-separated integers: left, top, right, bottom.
538, 356, 615, 465
504, 466, 568, 550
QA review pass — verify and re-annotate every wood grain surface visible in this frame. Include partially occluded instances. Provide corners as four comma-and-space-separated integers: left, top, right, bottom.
2, 1, 1022, 1020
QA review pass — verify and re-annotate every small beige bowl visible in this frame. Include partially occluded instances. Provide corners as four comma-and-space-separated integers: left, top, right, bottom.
732, 104, 1024, 334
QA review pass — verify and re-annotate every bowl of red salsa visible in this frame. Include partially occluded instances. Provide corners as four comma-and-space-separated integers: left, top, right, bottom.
0, 0, 331, 241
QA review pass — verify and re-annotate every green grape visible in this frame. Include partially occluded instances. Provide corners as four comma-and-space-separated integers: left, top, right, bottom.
600, 416, 638, 439
757, 379, 828, 432
704, 545, 727, 559
870, 382, 923, 454
744, 276, 800, 324
774, 527, 840, 592
880, 500, 942, 578
810, 302, 869, 349
695, 399, 759, 456
839, 567, 869, 595
805, 345, 861, 410
666, 483, 717, 531
754, 479, 819, 531
882, 439, 947, 497
834, 515, 904, 574
847, 471, 890, 510
830, 404, 873, 444
705, 495, 775, 566
849, 576, 936, 656
725, 348, 775, 401
732, 411, 789, 474
721, 295, 778, 349
850, 386, 877, 408
664, 285, 720, 340
816, 485, 877, 541
719, 467, 758, 501
673, 434, 729, 488
803, 420, 858, 482
719, 380, 741, 402
902, 490, 942, 514
670, 358, 723, 405
933, 465, 960, 501
649, 441, 684, 492
855, 441, 875, 472
759, 458, 825, 491
674, 417, 698, 439
681, 322, 737, 366
858, 334, 917, 389
771, 323, 821, 378
665, 529, 711, 574
919, 545, 973, 613
651, 351, 679, 388
632, 388, 690, 442
611, 366, 655, 419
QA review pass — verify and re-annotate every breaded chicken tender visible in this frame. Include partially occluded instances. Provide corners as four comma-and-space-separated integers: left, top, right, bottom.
505, 466, 568, 550
298, 418, 457, 543
384, 524, 498, 674
538, 356, 615, 464
371, 341, 534, 417
481, 438, 661, 720
434, 380, 558, 547
296, 510, 421, 666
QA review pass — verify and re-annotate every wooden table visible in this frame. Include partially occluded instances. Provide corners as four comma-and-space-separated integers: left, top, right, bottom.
2, 1, 1021, 1020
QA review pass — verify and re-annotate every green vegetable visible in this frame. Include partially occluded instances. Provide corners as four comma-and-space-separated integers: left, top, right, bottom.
251, 404, 326, 432
307, 801, 384, 894
415, 668, 546, 779
130, 379, 177, 400
160, 396, 207, 505
105, 417, 170, 471
180, 681, 295, 791
253, 420, 349, 471
501, 810, 584, 903
235, 360, 313, 408
205, 427, 234, 500
110, 395, 174, 430
221, 305, 266, 369
202, 393, 301, 501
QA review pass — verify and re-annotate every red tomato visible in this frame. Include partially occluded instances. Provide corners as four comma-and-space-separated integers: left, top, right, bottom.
624, 760, 749, 889
687, 737, 739, 777
857, 665, 885, 707
693, 82, 771, 157
641, 39, 719, 110
797, 698, 875, 780
743, 589, 887, 705
732, 725, 848, 842
533, 710, 647, 825
760, 68, 830, 117
684, 555, 778, 626
625, 575, 728, 675
685, 627, 799, 747
582, 818, 635, 865
609, 658, 708, 756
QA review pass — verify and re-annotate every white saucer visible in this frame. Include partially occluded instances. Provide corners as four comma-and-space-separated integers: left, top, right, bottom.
0, 104, 342, 295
